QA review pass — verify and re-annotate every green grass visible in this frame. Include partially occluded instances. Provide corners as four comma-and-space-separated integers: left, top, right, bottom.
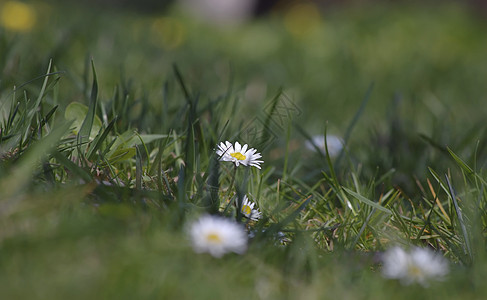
2, 1, 487, 299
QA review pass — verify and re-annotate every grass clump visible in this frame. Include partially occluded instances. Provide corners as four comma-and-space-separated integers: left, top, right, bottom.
2, 1, 487, 299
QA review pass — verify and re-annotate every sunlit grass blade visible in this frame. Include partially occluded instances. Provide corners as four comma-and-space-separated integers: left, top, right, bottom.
447, 147, 474, 177
445, 174, 473, 263
343, 187, 392, 215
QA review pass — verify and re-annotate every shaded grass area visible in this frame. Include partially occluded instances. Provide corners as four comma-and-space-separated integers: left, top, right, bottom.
2, 1, 487, 299
1, 201, 485, 300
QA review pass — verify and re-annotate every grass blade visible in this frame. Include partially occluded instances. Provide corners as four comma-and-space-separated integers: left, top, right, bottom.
203, 154, 220, 214
343, 187, 392, 215
0, 121, 71, 199
87, 117, 117, 161
135, 145, 143, 190
52, 150, 92, 182
335, 82, 374, 168
22, 60, 53, 142
445, 174, 473, 262
78, 59, 98, 146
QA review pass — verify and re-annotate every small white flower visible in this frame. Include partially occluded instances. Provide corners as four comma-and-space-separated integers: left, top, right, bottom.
240, 195, 262, 221
188, 215, 248, 258
382, 246, 449, 286
216, 141, 263, 169
305, 135, 343, 158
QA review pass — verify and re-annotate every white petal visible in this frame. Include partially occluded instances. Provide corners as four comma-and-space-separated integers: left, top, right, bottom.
252, 153, 262, 159
241, 144, 248, 154
234, 141, 242, 153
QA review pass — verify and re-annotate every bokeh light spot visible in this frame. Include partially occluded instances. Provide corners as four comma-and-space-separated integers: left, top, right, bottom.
151, 17, 186, 50
284, 2, 322, 38
0, 1, 36, 32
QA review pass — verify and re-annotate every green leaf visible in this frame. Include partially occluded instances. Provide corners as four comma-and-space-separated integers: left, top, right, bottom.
106, 130, 168, 159
107, 147, 136, 164
65, 102, 102, 139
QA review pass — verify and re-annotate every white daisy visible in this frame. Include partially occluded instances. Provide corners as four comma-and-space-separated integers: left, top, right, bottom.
382, 246, 449, 286
188, 214, 248, 258
240, 195, 262, 221
216, 141, 263, 169
305, 134, 343, 158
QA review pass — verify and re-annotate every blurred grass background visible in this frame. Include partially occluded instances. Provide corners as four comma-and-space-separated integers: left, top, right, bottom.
2, 0, 487, 299
4, 0, 487, 178
4, 0, 487, 126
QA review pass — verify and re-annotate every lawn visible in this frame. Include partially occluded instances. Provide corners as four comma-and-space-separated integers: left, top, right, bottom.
1, 0, 487, 299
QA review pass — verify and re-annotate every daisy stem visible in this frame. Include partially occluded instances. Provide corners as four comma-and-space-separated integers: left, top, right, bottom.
224, 164, 238, 204
282, 122, 291, 180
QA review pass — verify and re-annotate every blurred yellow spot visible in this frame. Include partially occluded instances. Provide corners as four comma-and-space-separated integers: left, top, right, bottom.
0, 1, 36, 32
407, 264, 423, 279
206, 233, 222, 244
151, 17, 185, 50
284, 3, 322, 38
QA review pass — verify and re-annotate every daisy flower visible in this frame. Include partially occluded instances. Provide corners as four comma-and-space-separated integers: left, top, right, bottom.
240, 195, 262, 221
188, 214, 248, 258
381, 246, 449, 286
216, 141, 263, 169
305, 134, 343, 158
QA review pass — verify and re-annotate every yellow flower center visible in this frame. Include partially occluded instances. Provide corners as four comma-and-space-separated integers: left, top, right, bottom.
206, 232, 222, 244
407, 264, 423, 278
230, 152, 246, 161
242, 205, 252, 216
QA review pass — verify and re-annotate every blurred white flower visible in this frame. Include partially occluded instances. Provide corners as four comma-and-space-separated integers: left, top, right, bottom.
240, 195, 262, 221
305, 134, 343, 158
180, 0, 256, 25
216, 141, 263, 169
382, 246, 449, 286
189, 215, 248, 258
